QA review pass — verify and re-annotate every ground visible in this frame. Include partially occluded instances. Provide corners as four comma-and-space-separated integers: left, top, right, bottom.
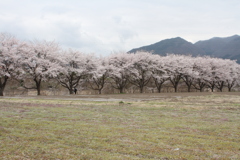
0, 92, 240, 159
3, 92, 240, 101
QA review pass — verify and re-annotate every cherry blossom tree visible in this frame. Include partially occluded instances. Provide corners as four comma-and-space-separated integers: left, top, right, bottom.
0, 33, 25, 96
215, 59, 240, 92
164, 54, 186, 92
108, 52, 132, 93
151, 55, 169, 93
191, 57, 239, 92
191, 57, 210, 92
56, 49, 93, 94
214, 59, 228, 92
127, 51, 156, 93
226, 62, 240, 92
87, 57, 110, 94
20, 40, 60, 95
180, 56, 198, 92
203, 57, 224, 92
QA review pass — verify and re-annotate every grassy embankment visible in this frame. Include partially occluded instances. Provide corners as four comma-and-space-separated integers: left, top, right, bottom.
0, 94, 240, 159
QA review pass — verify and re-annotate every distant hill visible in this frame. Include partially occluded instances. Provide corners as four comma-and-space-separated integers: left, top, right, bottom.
194, 35, 240, 63
129, 35, 240, 63
129, 37, 205, 56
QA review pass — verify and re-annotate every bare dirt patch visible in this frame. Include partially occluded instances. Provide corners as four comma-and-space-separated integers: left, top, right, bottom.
2, 92, 240, 102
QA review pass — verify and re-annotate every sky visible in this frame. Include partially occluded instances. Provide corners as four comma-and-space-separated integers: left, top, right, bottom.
0, 0, 239, 56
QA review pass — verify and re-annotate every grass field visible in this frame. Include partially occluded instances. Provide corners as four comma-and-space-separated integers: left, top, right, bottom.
0, 94, 240, 159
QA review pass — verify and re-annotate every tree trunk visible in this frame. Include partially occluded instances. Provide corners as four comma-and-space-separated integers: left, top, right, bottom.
0, 76, 8, 96
228, 87, 232, 92
0, 88, 4, 96
187, 84, 191, 92
227, 81, 235, 92
211, 87, 214, 92
69, 89, 74, 94
37, 87, 40, 95
206, 81, 215, 92
69, 81, 74, 94
34, 78, 42, 96
157, 86, 162, 93
199, 82, 205, 92
219, 85, 223, 92
139, 86, 144, 93
170, 75, 181, 93
216, 81, 224, 92
154, 78, 166, 93
174, 85, 178, 92
119, 87, 124, 94
98, 89, 102, 94
36, 82, 41, 95
182, 76, 192, 92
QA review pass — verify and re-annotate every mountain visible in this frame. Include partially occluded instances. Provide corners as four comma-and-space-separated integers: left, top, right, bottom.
129, 35, 240, 63
194, 37, 226, 56
129, 37, 205, 56
194, 35, 240, 63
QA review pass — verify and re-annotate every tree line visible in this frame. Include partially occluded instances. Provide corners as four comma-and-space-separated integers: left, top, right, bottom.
1, 32, 240, 96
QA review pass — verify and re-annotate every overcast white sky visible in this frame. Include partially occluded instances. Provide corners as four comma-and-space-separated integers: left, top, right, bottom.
0, 0, 239, 56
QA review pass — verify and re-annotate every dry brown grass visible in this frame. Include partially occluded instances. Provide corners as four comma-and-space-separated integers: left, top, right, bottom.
0, 93, 240, 159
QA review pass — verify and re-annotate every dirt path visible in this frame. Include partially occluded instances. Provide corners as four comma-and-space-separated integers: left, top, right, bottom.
1, 92, 240, 101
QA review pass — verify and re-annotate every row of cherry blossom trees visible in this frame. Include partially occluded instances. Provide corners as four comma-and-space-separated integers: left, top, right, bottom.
1, 32, 240, 96
106, 52, 240, 93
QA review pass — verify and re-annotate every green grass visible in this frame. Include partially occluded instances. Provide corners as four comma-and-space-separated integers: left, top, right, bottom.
0, 94, 240, 159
